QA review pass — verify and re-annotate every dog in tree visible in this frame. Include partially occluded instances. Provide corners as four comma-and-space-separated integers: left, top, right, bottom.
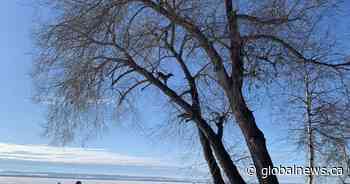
157, 71, 173, 85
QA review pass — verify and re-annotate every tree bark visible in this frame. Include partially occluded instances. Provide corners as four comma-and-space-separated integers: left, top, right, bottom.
227, 32, 279, 184
164, 32, 227, 184
198, 129, 226, 184
227, 30, 279, 184
195, 118, 246, 184
127, 46, 246, 184
305, 74, 314, 184
229, 94, 278, 184
223, 0, 278, 182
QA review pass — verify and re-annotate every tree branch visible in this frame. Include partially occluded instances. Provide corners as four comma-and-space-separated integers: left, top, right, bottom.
137, 0, 231, 90
242, 34, 350, 70
237, 14, 299, 25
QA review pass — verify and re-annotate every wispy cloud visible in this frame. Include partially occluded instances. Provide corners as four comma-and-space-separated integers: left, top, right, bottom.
0, 143, 163, 166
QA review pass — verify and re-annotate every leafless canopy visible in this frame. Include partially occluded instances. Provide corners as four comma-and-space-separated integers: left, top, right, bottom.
32, 0, 350, 183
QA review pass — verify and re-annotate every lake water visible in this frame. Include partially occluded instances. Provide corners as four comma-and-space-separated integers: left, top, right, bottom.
0, 177, 192, 184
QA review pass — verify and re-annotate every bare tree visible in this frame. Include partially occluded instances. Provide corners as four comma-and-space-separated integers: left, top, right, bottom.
32, 1, 350, 184
284, 62, 350, 184
32, 0, 245, 183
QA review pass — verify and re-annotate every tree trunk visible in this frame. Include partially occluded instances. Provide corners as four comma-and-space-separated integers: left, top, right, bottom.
198, 129, 226, 184
223, 1, 279, 182
305, 74, 314, 184
307, 125, 314, 184
195, 118, 246, 184
211, 136, 245, 184
228, 89, 279, 184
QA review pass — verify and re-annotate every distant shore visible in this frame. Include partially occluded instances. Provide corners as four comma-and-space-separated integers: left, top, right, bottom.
0, 171, 204, 183
0, 176, 197, 184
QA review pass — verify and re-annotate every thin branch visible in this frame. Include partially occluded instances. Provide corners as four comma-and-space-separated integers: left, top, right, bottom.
242, 34, 350, 70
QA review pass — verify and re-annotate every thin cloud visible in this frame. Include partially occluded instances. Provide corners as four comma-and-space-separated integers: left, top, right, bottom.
0, 143, 163, 166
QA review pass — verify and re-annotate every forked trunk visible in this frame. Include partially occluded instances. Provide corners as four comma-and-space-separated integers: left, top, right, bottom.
198, 129, 226, 184
196, 118, 246, 184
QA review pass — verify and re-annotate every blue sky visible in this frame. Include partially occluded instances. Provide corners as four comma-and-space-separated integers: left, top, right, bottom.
0, 0, 191, 178
0, 0, 349, 183
0, 0, 295, 179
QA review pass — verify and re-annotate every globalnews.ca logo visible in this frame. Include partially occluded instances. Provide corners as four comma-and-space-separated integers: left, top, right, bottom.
246, 165, 344, 179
